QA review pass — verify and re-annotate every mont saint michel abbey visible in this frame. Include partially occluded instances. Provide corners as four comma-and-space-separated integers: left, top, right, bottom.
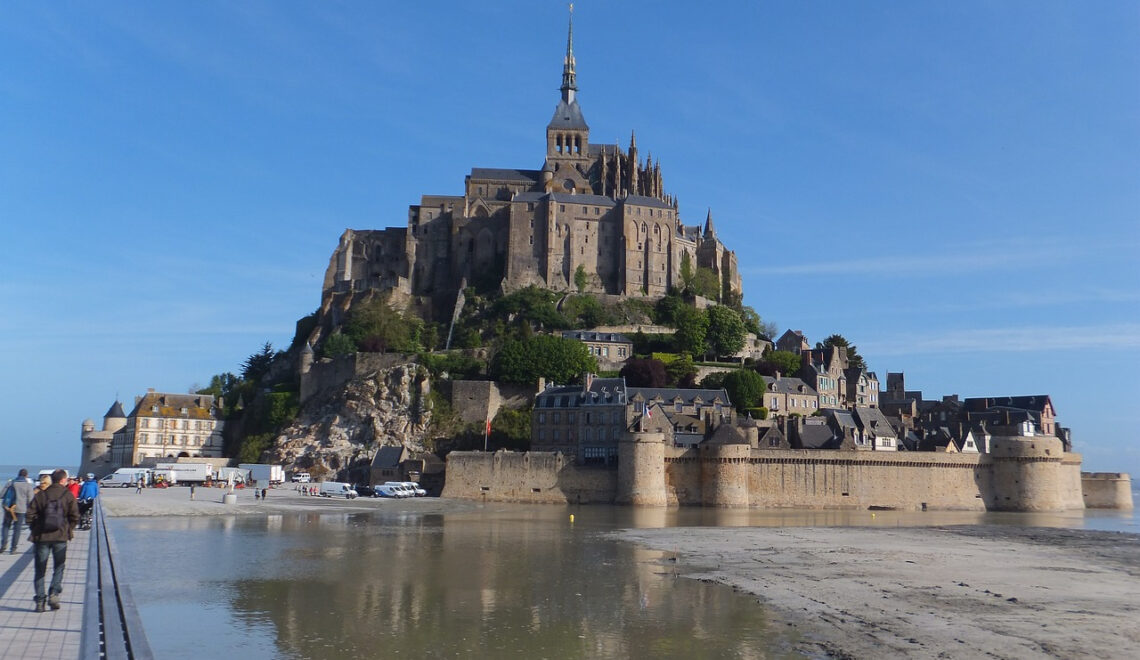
322, 13, 742, 320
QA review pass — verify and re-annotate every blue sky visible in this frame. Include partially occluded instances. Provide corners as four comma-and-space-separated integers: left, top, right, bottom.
2, 2, 1138, 477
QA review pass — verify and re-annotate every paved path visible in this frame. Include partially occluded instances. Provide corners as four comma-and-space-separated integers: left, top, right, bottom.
0, 529, 89, 660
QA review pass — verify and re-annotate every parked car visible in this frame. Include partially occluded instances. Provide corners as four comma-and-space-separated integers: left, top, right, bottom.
292, 472, 311, 483
354, 484, 376, 498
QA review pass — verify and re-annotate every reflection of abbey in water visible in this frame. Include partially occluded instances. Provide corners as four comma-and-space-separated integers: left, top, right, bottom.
322, 12, 741, 319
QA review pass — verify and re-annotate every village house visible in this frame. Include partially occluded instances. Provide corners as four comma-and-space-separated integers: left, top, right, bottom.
761, 374, 819, 417
530, 374, 734, 463
561, 330, 633, 370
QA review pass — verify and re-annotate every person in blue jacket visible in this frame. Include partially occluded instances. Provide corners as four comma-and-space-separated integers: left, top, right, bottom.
77, 474, 99, 530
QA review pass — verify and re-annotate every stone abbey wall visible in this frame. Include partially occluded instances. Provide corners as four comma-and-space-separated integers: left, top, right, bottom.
1081, 472, 1135, 510
444, 439, 1094, 512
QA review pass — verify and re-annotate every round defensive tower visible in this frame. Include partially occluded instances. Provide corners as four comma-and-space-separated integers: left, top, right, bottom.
616, 430, 667, 506
988, 431, 1067, 512
700, 439, 751, 508
79, 400, 127, 479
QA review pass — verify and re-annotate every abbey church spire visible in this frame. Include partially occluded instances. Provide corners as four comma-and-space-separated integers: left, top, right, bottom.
545, 4, 590, 190
561, 3, 577, 104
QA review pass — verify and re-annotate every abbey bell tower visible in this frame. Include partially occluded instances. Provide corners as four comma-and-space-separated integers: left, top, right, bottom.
543, 5, 591, 194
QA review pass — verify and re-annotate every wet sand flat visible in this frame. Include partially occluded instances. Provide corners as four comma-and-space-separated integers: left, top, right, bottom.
616, 525, 1140, 659
99, 484, 480, 517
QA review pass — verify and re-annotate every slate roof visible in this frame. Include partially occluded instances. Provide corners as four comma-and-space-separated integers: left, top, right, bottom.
963, 396, 1053, 414
128, 392, 218, 420
622, 195, 674, 210
536, 377, 628, 408
798, 425, 843, 449
469, 168, 542, 183
105, 401, 126, 419
629, 387, 731, 408
706, 424, 749, 446
371, 445, 408, 469
762, 376, 818, 396
853, 406, 898, 439
562, 330, 631, 344
548, 99, 589, 130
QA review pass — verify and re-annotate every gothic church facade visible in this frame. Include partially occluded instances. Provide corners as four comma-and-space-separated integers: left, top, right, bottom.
321, 13, 741, 321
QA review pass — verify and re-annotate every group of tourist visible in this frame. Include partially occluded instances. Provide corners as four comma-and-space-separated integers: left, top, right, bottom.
1, 468, 99, 613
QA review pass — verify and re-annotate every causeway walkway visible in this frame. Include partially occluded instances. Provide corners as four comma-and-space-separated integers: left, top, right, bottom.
0, 529, 90, 659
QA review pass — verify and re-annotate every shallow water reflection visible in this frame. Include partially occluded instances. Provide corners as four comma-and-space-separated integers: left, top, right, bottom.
112, 504, 1136, 658
115, 505, 786, 659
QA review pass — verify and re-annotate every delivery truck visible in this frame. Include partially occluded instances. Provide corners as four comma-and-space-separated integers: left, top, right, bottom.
155, 462, 213, 484
239, 463, 285, 486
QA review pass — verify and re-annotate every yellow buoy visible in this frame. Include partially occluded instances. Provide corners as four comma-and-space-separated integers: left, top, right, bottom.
570, 514, 575, 523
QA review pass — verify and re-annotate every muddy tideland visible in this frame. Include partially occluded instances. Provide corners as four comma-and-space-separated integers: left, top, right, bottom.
616, 525, 1140, 659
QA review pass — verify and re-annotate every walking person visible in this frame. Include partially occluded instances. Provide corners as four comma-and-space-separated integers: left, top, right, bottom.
1, 469, 36, 554
26, 470, 79, 613
77, 474, 99, 531
65, 472, 80, 499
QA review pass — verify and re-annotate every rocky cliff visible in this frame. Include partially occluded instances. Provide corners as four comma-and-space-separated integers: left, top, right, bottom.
269, 362, 432, 475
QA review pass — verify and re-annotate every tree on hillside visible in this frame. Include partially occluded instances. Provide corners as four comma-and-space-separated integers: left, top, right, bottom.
320, 332, 356, 358
690, 266, 720, 301
344, 297, 422, 353
490, 286, 569, 331
619, 357, 667, 388
673, 305, 709, 357
679, 251, 695, 293
721, 369, 766, 412
242, 342, 276, 383
491, 335, 597, 386
664, 353, 698, 388
816, 334, 866, 371
574, 265, 588, 293
653, 292, 686, 327
754, 349, 803, 378
706, 305, 747, 358
740, 306, 778, 339
196, 372, 239, 410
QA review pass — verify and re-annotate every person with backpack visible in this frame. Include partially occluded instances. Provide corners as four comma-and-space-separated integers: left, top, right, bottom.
1, 468, 37, 554
25, 469, 79, 613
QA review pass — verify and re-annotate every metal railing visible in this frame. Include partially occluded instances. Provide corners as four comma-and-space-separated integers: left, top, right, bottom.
81, 498, 154, 660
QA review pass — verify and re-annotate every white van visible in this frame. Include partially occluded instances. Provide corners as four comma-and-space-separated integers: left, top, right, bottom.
383, 482, 420, 498
374, 484, 406, 498
100, 468, 149, 488
291, 472, 311, 483
318, 482, 357, 499
400, 481, 427, 497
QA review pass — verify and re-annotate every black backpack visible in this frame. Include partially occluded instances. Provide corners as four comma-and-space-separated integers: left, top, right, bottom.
40, 495, 67, 533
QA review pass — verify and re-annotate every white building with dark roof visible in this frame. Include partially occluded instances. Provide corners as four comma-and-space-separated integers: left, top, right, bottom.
108, 389, 225, 468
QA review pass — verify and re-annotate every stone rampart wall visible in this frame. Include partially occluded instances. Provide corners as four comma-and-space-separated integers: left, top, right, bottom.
444, 446, 1112, 511
1082, 472, 1135, 510
441, 451, 616, 504
666, 450, 989, 510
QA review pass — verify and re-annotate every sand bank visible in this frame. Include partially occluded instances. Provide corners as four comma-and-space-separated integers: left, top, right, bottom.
616, 525, 1140, 659
99, 484, 481, 517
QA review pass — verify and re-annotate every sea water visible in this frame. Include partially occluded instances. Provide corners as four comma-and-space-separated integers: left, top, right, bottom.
109, 503, 1138, 659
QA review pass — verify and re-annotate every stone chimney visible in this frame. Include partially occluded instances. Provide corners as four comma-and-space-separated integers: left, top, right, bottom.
582, 372, 594, 392
537, 377, 546, 393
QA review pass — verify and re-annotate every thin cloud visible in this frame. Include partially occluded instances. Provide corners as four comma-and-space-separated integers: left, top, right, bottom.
864, 323, 1140, 356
